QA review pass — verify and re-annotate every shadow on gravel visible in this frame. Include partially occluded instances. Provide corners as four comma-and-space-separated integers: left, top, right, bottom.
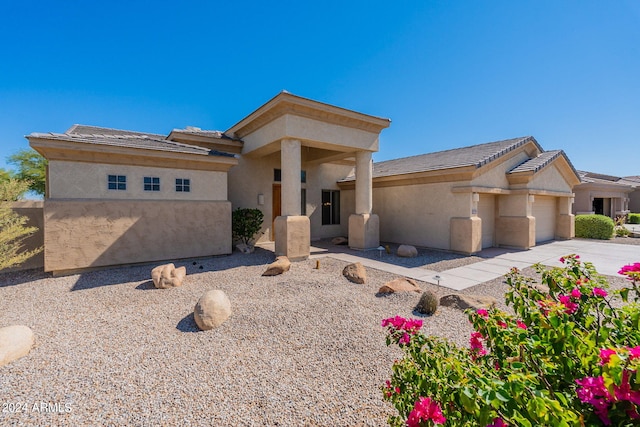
176, 313, 200, 333
135, 280, 156, 290
0, 268, 50, 288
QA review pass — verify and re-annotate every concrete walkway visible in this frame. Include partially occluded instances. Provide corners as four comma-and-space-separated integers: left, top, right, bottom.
301, 240, 640, 291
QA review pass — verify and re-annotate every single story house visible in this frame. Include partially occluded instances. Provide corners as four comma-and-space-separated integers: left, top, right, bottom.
338, 136, 580, 253
27, 92, 582, 274
572, 171, 636, 219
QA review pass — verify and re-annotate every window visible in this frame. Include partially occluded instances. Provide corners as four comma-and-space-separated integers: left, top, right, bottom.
274, 169, 306, 183
108, 175, 126, 190
176, 178, 190, 192
322, 190, 340, 225
301, 188, 306, 216
143, 177, 160, 191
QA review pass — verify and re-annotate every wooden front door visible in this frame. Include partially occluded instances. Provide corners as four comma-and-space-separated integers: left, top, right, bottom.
271, 184, 281, 240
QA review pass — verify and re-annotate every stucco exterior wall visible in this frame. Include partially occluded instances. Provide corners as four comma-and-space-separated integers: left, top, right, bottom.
472, 151, 530, 188
526, 165, 573, 193
43, 199, 231, 273
227, 154, 353, 243
4, 201, 45, 271
370, 182, 469, 250
241, 114, 380, 154
48, 160, 227, 201
630, 189, 640, 213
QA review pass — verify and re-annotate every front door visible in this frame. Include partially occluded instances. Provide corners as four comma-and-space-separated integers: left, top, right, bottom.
271, 184, 281, 240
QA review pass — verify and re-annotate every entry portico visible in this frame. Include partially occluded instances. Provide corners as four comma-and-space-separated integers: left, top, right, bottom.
225, 91, 390, 260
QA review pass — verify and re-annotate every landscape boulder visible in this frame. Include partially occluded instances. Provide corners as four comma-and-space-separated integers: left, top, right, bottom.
0, 325, 35, 367
397, 244, 418, 258
415, 290, 439, 315
343, 262, 367, 284
194, 290, 232, 331
236, 243, 255, 254
331, 236, 348, 245
378, 278, 421, 294
262, 256, 291, 276
439, 294, 497, 311
151, 263, 186, 289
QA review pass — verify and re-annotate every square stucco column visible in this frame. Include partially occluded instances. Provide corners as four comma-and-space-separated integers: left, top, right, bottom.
349, 150, 379, 250
556, 196, 575, 240
275, 139, 310, 261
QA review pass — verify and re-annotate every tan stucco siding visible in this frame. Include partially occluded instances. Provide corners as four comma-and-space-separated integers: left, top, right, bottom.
526, 165, 574, 193
227, 154, 353, 243
241, 114, 380, 155
371, 182, 469, 250
472, 152, 530, 188
43, 199, 231, 273
4, 201, 45, 271
630, 189, 640, 213
48, 160, 227, 201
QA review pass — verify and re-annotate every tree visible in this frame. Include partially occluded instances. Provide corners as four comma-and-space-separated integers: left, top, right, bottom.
0, 179, 42, 270
8, 148, 47, 196
232, 208, 264, 247
0, 168, 13, 183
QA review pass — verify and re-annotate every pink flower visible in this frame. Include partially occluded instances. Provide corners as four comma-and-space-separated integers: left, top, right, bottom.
406, 396, 446, 426
559, 257, 565, 263
470, 331, 487, 359
571, 288, 582, 298
477, 309, 489, 318
497, 321, 507, 328
593, 288, 608, 298
628, 346, 640, 360
486, 418, 508, 427
600, 348, 617, 365
516, 320, 528, 330
399, 333, 411, 345
558, 295, 579, 314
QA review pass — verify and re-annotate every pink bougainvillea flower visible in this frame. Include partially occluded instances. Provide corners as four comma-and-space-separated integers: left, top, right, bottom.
576, 376, 613, 425
593, 288, 608, 298
399, 333, 411, 345
628, 346, 640, 360
599, 348, 617, 365
618, 262, 640, 275
470, 331, 487, 359
497, 321, 507, 328
477, 309, 489, 318
558, 294, 579, 314
516, 320, 528, 330
559, 257, 565, 263
406, 396, 446, 426
571, 288, 582, 298
486, 418, 508, 427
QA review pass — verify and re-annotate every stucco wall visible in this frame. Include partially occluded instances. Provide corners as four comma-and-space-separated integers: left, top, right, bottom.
48, 160, 227, 201
3, 201, 45, 271
526, 165, 574, 193
227, 154, 353, 243
630, 189, 640, 213
472, 152, 530, 188
43, 199, 231, 273
370, 182, 469, 250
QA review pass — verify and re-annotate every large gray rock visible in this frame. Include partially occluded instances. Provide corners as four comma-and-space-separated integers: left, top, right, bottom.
378, 278, 421, 294
343, 262, 367, 284
194, 290, 231, 331
397, 245, 418, 258
262, 256, 291, 276
440, 294, 497, 311
0, 325, 35, 367
151, 263, 186, 289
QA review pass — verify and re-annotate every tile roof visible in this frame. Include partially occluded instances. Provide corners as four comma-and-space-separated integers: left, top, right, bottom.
577, 170, 634, 187
508, 150, 577, 175
169, 127, 240, 141
339, 136, 539, 182
29, 125, 236, 158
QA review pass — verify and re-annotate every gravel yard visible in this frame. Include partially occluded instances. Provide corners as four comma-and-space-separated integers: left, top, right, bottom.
0, 243, 635, 426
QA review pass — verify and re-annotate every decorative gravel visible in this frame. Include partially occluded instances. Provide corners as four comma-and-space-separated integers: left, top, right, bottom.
1, 246, 635, 426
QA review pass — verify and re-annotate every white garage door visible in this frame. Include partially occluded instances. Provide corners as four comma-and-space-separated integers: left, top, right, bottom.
533, 196, 556, 243
478, 195, 495, 248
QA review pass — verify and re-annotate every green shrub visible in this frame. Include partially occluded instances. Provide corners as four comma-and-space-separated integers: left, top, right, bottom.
629, 213, 640, 224
575, 214, 614, 239
231, 208, 264, 247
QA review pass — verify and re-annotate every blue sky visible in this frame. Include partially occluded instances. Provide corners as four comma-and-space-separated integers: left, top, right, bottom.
1, 1, 639, 177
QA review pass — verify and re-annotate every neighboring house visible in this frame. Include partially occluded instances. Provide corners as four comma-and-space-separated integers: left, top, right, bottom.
572, 171, 635, 219
27, 92, 585, 274
339, 136, 580, 253
622, 176, 640, 213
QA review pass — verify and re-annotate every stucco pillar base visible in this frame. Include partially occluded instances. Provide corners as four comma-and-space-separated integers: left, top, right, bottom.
450, 217, 482, 254
495, 216, 535, 249
348, 213, 380, 250
274, 215, 310, 261
556, 214, 575, 240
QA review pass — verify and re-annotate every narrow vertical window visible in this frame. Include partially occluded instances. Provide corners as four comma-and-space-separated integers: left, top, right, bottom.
143, 177, 160, 191
321, 190, 340, 225
108, 175, 127, 190
176, 178, 191, 192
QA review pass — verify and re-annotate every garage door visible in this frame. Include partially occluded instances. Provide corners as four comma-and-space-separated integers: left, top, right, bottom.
478, 195, 495, 248
533, 196, 556, 243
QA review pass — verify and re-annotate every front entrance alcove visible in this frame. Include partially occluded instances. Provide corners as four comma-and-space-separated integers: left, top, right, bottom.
225, 92, 390, 260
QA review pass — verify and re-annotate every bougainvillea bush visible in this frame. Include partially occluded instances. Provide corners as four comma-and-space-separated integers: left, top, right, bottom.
382, 256, 640, 426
